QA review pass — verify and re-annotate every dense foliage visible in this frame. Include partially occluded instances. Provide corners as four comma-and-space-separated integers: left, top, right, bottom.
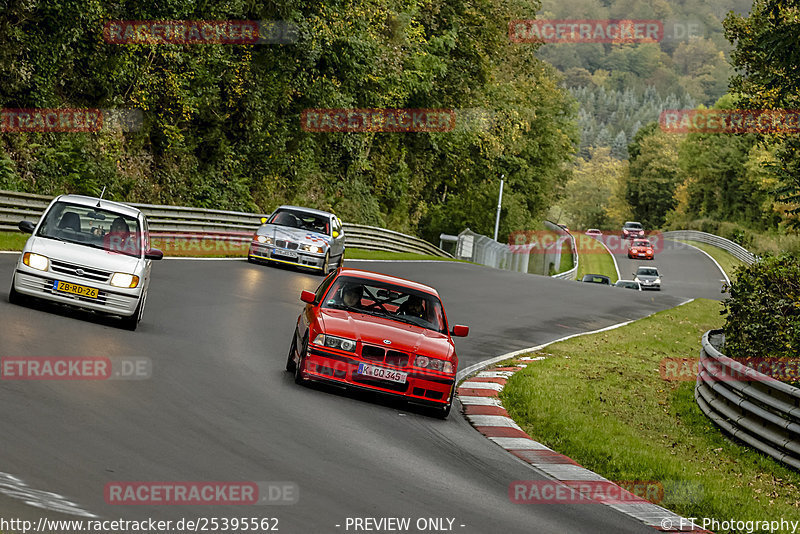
725, 0, 800, 227
722, 255, 800, 361
534, 0, 747, 159
0, 0, 578, 240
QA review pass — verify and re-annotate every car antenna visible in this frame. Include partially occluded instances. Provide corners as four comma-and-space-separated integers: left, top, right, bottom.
96, 186, 107, 207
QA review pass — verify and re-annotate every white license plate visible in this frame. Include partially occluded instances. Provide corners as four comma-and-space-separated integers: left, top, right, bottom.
272, 249, 298, 259
357, 363, 407, 384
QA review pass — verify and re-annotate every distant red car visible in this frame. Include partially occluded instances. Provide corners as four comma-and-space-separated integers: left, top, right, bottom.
628, 239, 654, 260
287, 268, 469, 418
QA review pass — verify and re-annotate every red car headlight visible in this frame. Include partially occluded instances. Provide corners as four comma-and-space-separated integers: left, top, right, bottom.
415, 355, 453, 373
313, 334, 356, 352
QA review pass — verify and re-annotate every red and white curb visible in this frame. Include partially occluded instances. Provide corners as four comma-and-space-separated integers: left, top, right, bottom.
455, 313, 709, 533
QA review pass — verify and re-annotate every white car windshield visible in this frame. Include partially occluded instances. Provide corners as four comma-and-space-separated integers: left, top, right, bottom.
637, 268, 659, 276
322, 276, 447, 334
37, 201, 142, 258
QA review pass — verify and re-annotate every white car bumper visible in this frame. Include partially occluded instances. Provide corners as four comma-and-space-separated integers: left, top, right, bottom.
14, 265, 142, 317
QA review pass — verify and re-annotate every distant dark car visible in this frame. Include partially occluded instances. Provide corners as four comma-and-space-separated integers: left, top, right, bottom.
581, 274, 611, 285
633, 266, 662, 291
585, 229, 602, 237
622, 221, 645, 239
627, 239, 654, 260
614, 279, 642, 291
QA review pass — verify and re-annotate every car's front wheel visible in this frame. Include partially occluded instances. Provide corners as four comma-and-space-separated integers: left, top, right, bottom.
432, 384, 455, 419
8, 274, 26, 305
320, 252, 331, 276
286, 336, 297, 372
120, 292, 146, 331
294, 336, 309, 384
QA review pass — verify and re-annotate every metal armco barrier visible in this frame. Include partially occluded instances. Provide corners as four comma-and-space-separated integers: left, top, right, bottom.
451, 223, 575, 278
0, 189, 452, 258
695, 330, 800, 470
662, 230, 757, 264
545, 221, 577, 280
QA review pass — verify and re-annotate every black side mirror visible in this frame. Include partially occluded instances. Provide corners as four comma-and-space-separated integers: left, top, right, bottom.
145, 249, 164, 260
18, 221, 35, 234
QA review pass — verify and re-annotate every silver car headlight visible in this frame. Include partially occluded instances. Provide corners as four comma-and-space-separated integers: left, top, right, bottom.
313, 334, 356, 352
254, 235, 273, 245
22, 252, 49, 271
110, 273, 140, 288
300, 244, 325, 254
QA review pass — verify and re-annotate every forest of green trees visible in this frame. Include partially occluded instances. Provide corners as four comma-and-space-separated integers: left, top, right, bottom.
0, 0, 578, 243
0, 0, 797, 249
555, 0, 799, 252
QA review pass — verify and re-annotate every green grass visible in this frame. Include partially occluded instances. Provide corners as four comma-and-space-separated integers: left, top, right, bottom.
675, 239, 746, 282
345, 248, 464, 262
501, 299, 800, 529
0, 231, 28, 251
574, 234, 618, 282
557, 238, 573, 274
0, 233, 459, 261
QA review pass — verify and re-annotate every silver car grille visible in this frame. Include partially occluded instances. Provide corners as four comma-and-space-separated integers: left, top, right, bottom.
50, 259, 112, 283
275, 240, 299, 250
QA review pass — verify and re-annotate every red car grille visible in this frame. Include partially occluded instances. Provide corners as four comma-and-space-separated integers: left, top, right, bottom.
359, 345, 410, 367
352, 373, 409, 392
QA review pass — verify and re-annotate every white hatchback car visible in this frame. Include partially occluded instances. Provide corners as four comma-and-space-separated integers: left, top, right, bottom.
9, 194, 163, 330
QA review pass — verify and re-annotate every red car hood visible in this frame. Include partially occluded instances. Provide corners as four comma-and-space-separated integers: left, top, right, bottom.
319, 308, 454, 359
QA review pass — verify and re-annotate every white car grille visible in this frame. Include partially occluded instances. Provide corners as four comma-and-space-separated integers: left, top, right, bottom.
50, 259, 112, 283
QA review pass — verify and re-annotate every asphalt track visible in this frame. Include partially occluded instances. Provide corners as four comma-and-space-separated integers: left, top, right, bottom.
0, 241, 725, 534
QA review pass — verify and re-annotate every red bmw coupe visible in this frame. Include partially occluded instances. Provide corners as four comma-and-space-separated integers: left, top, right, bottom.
286, 268, 469, 418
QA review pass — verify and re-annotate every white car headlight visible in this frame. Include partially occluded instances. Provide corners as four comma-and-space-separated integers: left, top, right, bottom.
110, 273, 140, 288
254, 235, 272, 244
301, 244, 324, 254
22, 252, 49, 271
313, 334, 356, 352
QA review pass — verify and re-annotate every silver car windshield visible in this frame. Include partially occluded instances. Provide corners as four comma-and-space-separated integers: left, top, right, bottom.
322, 276, 448, 334
37, 201, 142, 258
637, 268, 658, 276
268, 209, 330, 235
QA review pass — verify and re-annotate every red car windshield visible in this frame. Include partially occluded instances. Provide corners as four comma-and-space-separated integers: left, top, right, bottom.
322, 276, 448, 334
632, 240, 651, 247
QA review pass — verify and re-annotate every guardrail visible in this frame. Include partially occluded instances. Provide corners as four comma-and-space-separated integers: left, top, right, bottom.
695, 330, 800, 470
0, 189, 453, 258
662, 230, 757, 265
545, 222, 578, 280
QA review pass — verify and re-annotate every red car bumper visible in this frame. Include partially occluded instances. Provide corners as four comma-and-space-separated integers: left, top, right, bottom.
302, 346, 455, 406
628, 251, 654, 259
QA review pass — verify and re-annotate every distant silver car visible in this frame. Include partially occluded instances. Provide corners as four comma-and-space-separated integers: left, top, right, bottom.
9, 194, 163, 330
248, 206, 345, 274
633, 266, 662, 291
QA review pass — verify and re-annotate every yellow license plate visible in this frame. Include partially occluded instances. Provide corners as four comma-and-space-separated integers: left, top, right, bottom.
53, 280, 99, 299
